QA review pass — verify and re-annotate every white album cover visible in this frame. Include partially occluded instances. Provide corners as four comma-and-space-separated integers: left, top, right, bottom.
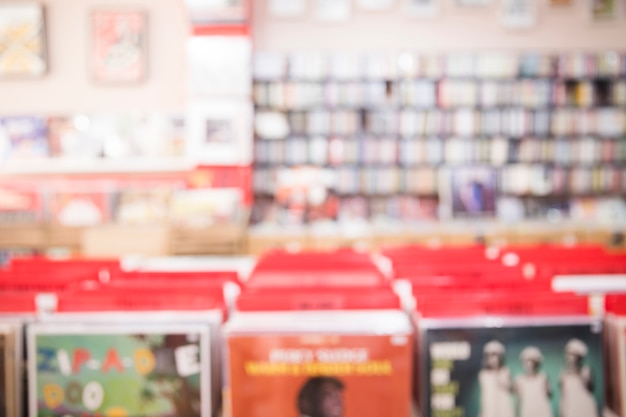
186, 100, 253, 165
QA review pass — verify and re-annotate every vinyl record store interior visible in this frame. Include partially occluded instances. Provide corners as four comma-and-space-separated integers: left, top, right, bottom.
1, 1, 626, 417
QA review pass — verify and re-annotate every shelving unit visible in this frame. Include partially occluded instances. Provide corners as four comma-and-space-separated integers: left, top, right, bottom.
252, 52, 626, 226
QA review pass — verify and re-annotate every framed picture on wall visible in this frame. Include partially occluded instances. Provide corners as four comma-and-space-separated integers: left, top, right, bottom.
314, 0, 352, 22
550, 0, 572, 7
0, 2, 47, 78
357, 0, 396, 11
588, 0, 622, 21
269, 0, 307, 17
91, 10, 147, 83
184, 0, 250, 26
407, 0, 441, 18
501, 0, 537, 28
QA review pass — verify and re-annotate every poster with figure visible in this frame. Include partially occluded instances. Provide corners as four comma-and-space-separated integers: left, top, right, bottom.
226, 334, 413, 417
439, 166, 497, 219
92, 10, 147, 83
0, 3, 47, 77
420, 319, 603, 417
28, 323, 211, 417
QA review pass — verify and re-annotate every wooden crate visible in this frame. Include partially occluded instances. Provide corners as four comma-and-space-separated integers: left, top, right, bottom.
81, 225, 170, 257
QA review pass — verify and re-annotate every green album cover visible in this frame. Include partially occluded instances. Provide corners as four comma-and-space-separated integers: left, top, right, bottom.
31, 325, 209, 417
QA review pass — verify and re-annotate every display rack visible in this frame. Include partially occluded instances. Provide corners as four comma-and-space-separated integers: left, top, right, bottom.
252, 52, 626, 226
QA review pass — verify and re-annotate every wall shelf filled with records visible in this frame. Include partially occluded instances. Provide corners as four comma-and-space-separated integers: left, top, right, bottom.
251, 51, 626, 229
0, 164, 251, 258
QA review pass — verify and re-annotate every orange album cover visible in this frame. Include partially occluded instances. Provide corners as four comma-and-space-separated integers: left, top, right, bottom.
226, 334, 413, 417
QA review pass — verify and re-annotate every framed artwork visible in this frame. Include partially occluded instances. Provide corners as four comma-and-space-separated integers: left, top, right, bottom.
407, 0, 441, 18
589, 0, 622, 21
186, 100, 253, 165
91, 10, 147, 83
314, 0, 352, 22
0, 2, 47, 77
501, 0, 537, 28
357, 0, 396, 10
550, 0, 572, 7
269, 0, 307, 17
184, 0, 249, 26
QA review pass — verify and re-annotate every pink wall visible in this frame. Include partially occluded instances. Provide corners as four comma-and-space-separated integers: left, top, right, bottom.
1, 0, 625, 115
252, 0, 626, 51
0, 0, 188, 115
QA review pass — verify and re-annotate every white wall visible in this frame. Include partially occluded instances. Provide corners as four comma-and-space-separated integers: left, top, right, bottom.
252, 0, 626, 52
0, 0, 188, 115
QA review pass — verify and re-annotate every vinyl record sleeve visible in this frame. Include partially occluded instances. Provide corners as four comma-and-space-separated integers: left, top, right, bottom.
606, 315, 626, 417
36, 310, 223, 416
418, 316, 603, 417
0, 322, 22, 417
28, 322, 211, 417
224, 310, 413, 417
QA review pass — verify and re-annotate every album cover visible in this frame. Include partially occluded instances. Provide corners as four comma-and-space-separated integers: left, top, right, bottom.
169, 188, 242, 227
440, 167, 497, 219
47, 186, 113, 227
114, 187, 174, 226
0, 182, 43, 224
28, 323, 211, 417
0, 117, 48, 160
606, 316, 626, 417
226, 333, 412, 417
186, 100, 253, 165
0, 334, 8, 416
47, 116, 103, 158
420, 319, 603, 417
0, 323, 20, 417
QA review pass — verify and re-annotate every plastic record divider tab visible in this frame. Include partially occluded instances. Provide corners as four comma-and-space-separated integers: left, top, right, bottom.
414, 289, 605, 417
27, 279, 230, 417
223, 283, 414, 417
0, 292, 37, 417
604, 295, 626, 417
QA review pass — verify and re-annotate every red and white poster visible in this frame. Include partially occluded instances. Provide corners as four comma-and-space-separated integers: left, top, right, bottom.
92, 11, 147, 83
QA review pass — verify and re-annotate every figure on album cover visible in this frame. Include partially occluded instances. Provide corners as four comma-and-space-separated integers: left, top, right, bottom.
515, 347, 554, 417
478, 341, 515, 417
559, 339, 599, 417
297, 376, 345, 417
